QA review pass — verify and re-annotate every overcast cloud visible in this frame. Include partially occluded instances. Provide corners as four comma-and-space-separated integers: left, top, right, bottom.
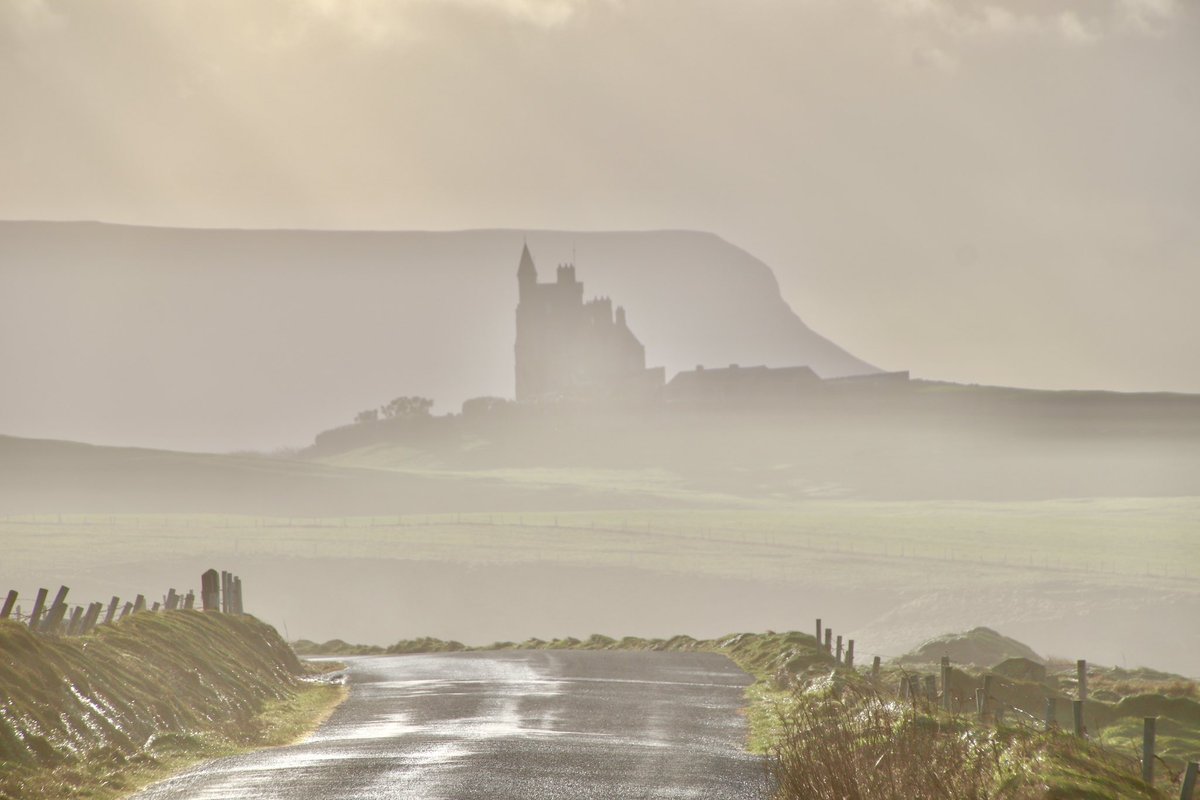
2, 0, 1198, 398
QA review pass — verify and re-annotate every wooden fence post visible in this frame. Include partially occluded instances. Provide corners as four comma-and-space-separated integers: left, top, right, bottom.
29, 588, 48, 630
66, 606, 84, 635
816, 618, 822, 644
183, 590, 195, 610
846, 639, 855, 668
150, 601, 161, 613
1, 590, 16, 620
221, 571, 231, 613
81, 602, 102, 634
165, 588, 179, 611
975, 688, 985, 719
1142, 717, 1156, 786
201, 569, 220, 611
982, 675, 995, 722
103, 596, 120, 625
1077, 660, 1088, 702
133, 594, 146, 614
1180, 761, 1198, 800
824, 629, 832, 654
1045, 697, 1057, 730
872, 656, 881, 680
233, 576, 243, 614
119, 601, 133, 620
40, 587, 70, 633
836, 635, 843, 664
924, 675, 937, 703
1072, 700, 1085, 737
940, 656, 951, 711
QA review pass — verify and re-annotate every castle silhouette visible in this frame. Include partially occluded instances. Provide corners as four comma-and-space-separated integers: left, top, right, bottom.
513, 243, 907, 405
515, 243, 665, 402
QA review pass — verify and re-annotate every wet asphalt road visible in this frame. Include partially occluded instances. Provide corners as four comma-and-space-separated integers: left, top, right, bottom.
130, 650, 767, 799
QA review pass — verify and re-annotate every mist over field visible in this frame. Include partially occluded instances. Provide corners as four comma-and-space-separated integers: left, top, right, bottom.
2, 222, 1198, 677
2, 0, 1198, 731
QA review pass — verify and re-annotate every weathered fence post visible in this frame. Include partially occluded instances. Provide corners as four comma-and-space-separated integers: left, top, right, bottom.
1072, 699, 1085, 737
824, 629, 832, 654
982, 675, 995, 722
234, 576, 244, 614
1045, 697, 1057, 730
940, 656, 951, 711
165, 588, 179, 611
871, 656, 881, 680
975, 688, 985, 719
40, 586, 70, 633
80, 603, 100, 634
1180, 761, 1198, 800
183, 590, 195, 610
133, 594, 146, 614
1077, 659, 1088, 702
103, 596, 120, 625
29, 588, 48, 629
119, 601, 133, 620
815, 618, 822, 644
221, 571, 231, 613
150, 601, 161, 613
1, 590, 17, 620
846, 639, 854, 668
201, 569, 220, 611
836, 635, 843, 664
1142, 717, 1156, 786
924, 674, 937, 703
66, 606, 84, 635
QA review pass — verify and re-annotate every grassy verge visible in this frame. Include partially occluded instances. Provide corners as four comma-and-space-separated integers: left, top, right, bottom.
766, 681, 1163, 799
0, 613, 347, 800
5, 682, 346, 800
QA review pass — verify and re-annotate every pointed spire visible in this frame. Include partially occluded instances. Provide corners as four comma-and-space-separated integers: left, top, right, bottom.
518, 241, 536, 284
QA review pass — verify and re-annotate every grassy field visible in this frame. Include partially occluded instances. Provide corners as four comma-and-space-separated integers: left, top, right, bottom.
4, 497, 1197, 674
3, 497, 1197, 583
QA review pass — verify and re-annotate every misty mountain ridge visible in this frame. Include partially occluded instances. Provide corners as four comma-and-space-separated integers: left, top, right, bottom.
0, 221, 876, 452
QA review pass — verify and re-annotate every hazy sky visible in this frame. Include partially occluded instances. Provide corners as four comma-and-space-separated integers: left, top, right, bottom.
3, 0, 1198, 396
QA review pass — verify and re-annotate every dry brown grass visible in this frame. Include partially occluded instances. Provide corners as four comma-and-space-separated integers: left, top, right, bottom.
768, 683, 1018, 799
765, 680, 1165, 800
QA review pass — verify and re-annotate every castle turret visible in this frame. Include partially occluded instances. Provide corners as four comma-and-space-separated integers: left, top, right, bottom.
556, 264, 577, 284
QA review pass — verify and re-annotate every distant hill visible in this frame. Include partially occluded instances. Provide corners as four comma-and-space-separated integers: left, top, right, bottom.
0, 222, 877, 452
0, 434, 678, 516
4, 382, 1198, 514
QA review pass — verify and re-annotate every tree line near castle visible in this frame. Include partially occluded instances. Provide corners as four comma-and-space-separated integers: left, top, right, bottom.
353, 396, 434, 425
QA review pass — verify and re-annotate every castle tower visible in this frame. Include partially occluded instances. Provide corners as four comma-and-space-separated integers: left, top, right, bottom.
513, 244, 663, 402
